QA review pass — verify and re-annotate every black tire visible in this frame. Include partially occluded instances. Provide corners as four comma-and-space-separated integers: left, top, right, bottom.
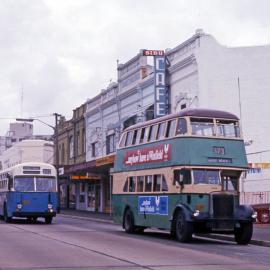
45, 217, 52, 224
173, 210, 193, 243
3, 204, 12, 223
135, 226, 146, 234
234, 222, 253, 245
123, 209, 135, 233
27, 217, 38, 223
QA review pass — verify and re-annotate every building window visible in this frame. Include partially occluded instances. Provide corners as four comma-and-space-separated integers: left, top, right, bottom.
91, 142, 98, 157
69, 136, 74, 158
106, 134, 116, 154
61, 143, 65, 164
76, 131, 80, 156
82, 128, 85, 153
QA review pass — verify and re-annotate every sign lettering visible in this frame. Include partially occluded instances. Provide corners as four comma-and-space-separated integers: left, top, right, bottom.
124, 144, 171, 166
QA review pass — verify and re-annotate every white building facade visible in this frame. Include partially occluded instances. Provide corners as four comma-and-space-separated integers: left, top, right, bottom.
82, 30, 270, 211
0, 139, 54, 170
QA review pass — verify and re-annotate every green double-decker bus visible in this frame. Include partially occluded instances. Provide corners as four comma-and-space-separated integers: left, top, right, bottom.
112, 108, 256, 244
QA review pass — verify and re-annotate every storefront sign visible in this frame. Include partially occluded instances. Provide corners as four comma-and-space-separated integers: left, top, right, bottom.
143, 50, 165, 56
124, 144, 171, 166
71, 174, 101, 181
96, 155, 115, 166
154, 55, 167, 118
138, 196, 168, 215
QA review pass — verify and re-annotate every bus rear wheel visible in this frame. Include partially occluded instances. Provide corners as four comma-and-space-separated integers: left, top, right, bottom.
174, 211, 193, 243
124, 209, 135, 233
234, 222, 253, 245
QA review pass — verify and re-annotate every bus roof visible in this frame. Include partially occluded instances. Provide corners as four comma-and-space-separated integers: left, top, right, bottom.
124, 108, 239, 132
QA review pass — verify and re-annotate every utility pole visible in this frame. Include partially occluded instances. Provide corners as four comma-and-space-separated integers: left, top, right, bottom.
53, 113, 61, 213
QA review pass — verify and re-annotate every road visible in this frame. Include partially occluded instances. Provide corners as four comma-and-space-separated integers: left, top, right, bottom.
0, 216, 269, 270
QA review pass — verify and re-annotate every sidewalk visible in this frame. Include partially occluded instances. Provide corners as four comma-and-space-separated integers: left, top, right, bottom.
59, 209, 270, 246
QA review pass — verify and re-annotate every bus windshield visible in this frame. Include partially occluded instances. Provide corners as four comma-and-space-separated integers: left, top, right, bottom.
193, 169, 220, 185
14, 177, 57, 192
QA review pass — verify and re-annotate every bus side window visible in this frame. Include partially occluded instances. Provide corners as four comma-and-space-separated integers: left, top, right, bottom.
135, 129, 141, 145
125, 131, 133, 146
119, 133, 127, 148
128, 177, 136, 192
148, 125, 158, 142
123, 179, 128, 192
145, 175, 152, 192
162, 175, 168, 191
137, 176, 144, 192
140, 128, 145, 144
153, 174, 161, 191
7, 173, 13, 191
143, 127, 149, 143
157, 122, 166, 140
176, 118, 187, 135
166, 119, 176, 138
132, 130, 138, 145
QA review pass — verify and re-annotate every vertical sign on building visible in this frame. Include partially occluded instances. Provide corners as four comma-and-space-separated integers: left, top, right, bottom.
143, 50, 167, 118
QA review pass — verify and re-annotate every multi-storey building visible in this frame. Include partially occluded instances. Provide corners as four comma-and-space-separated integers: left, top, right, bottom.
61, 29, 270, 212
57, 103, 86, 209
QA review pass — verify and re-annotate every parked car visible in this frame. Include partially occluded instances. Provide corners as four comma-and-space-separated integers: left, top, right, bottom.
252, 204, 270, 224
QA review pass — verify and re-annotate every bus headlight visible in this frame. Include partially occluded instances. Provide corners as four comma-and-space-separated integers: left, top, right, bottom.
16, 203, 23, 210
193, 210, 200, 217
252, 211, 258, 219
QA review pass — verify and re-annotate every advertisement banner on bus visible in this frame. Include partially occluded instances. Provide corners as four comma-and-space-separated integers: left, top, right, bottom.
138, 196, 168, 215
124, 144, 171, 166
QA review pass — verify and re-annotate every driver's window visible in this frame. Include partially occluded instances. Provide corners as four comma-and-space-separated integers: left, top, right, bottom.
173, 169, 191, 185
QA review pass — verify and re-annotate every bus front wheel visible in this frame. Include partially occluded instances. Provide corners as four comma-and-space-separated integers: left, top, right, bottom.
173, 210, 193, 243
124, 209, 135, 233
45, 217, 53, 224
234, 222, 253, 245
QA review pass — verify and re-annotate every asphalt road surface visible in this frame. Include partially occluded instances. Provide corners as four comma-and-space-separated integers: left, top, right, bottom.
0, 215, 269, 270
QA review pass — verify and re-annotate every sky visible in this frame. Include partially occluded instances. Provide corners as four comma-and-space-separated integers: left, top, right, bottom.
0, 0, 270, 135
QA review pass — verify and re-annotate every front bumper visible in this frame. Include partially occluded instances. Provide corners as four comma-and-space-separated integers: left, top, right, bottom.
12, 211, 56, 218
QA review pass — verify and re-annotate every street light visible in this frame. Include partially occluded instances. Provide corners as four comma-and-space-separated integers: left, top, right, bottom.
16, 113, 62, 213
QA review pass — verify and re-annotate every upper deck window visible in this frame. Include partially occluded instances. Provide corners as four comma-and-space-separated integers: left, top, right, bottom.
166, 119, 177, 138
156, 122, 166, 140
126, 131, 133, 146
191, 118, 214, 136
216, 120, 240, 138
148, 125, 158, 142
119, 133, 127, 148
176, 118, 187, 135
132, 130, 138, 145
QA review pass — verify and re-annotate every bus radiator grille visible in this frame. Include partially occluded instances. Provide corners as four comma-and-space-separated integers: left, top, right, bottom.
212, 194, 234, 218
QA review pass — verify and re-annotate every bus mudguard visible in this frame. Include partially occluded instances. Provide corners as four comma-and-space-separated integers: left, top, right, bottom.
235, 204, 255, 222
172, 204, 194, 222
